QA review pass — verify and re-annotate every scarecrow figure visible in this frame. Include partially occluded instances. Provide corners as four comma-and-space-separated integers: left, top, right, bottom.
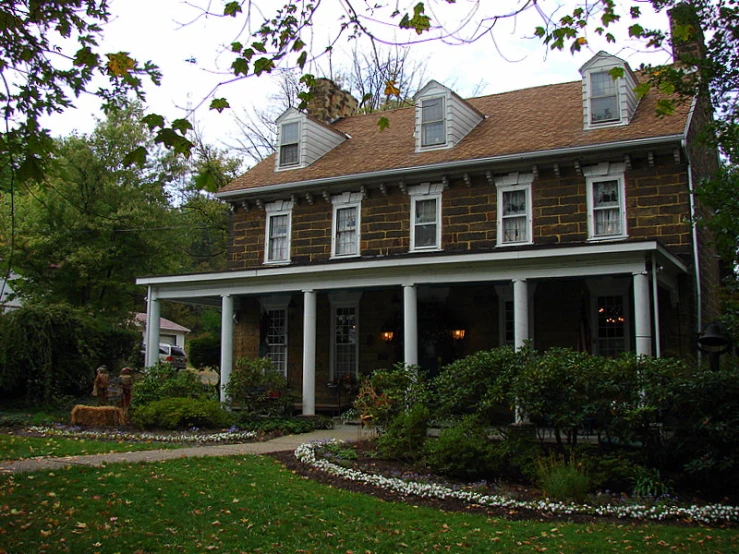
119, 367, 134, 411
93, 365, 109, 406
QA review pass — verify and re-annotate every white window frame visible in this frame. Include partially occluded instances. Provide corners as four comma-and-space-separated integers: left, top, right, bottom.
408, 183, 443, 253
331, 192, 363, 259
584, 163, 627, 241
495, 173, 534, 247
588, 70, 620, 125
420, 96, 447, 148
278, 120, 300, 169
329, 292, 362, 381
264, 200, 293, 264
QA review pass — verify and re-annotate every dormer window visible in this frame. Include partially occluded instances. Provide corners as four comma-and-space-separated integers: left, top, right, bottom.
590, 71, 619, 124
279, 121, 300, 168
579, 52, 639, 130
421, 97, 446, 147
414, 80, 483, 152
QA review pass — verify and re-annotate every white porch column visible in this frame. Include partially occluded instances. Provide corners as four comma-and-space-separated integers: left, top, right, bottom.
302, 290, 317, 416
145, 288, 161, 368
512, 278, 530, 425
403, 284, 418, 366
513, 278, 529, 349
220, 294, 234, 403
633, 271, 652, 357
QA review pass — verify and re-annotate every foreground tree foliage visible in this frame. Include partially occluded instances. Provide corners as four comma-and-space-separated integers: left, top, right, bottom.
0, 104, 184, 317
0, 304, 138, 404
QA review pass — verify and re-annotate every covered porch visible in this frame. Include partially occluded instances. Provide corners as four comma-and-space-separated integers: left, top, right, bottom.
137, 241, 689, 415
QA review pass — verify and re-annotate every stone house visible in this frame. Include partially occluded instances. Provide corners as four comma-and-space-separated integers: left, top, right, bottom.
137, 50, 720, 415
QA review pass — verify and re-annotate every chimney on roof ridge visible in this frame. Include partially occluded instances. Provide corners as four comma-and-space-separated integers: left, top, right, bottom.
668, 2, 706, 64
307, 78, 358, 124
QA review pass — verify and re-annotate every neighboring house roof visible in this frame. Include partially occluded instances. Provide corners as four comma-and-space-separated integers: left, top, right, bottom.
133, 312, 191, 334
219, 77, 692, 196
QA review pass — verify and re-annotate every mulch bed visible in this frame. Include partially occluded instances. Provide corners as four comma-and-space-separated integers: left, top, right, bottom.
267, 442, 687, 526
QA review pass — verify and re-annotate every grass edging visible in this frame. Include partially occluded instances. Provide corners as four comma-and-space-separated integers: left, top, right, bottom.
295, 439, 739, 526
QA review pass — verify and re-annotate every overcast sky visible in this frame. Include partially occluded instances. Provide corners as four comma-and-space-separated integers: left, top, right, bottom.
44, 0, 674, 145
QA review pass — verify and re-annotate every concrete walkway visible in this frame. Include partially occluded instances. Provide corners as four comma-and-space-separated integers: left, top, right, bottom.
0, 424, 374, 475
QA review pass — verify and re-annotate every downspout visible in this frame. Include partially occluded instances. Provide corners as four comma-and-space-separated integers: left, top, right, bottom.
682, 137, 702, 339
651, 253, 661, 357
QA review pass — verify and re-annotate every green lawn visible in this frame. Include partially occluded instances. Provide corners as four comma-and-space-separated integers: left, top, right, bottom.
0, 433, 177, 461
1, 455, 737, 553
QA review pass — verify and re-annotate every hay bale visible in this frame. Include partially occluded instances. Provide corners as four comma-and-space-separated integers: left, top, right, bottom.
70, 405, 124, 427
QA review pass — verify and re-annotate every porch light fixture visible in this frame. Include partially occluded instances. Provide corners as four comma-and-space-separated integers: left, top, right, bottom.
451, 328, 466, 341
697, 322, 731, 371
381, 330, 394, 343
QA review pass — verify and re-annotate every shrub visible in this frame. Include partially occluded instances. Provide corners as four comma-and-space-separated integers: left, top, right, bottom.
131, 397, 235, 430
131, 363, 216, 408
0, 304, 138, 404
224, 357, 295, 417
354, 363, 427, 429
376, 404, 430, 461
425, 417, 497, 479
433, 346, 525, 424
188, 333, 221, 370
236, 415, 333, 435
536, 452, 591, 503
512, 348, 606, 446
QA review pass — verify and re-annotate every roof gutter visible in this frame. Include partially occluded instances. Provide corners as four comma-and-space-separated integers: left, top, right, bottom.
217, 134, 687, 201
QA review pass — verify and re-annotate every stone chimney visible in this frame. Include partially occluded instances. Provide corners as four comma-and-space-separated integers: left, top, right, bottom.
668, 3, 705, 63
306, 78, 358, 124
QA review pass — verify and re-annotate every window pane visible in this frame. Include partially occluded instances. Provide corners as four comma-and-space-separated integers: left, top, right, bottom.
334, 307, 357, 380
414, 198, 438, 248
591, 96, 619, 122
421, 98, 445, 146
268, 214, 288, 260
280, 143, 299, 166
415, 199, 437, 224
597, 295, 626, 357
595, 208, 621, 236
415, 224, 437, 247
422, 98, 443, 122
422, 121, 445, 146
265, 309, 287, 376
503, 216, 527, 243
591, 71, 617, 97
594, 180, 619, 207
335, 207, 358, 256
503, 190, 526, 216
281, 122, 299, 144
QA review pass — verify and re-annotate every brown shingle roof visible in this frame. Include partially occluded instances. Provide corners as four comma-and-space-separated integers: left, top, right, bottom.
220, 79, 691, 195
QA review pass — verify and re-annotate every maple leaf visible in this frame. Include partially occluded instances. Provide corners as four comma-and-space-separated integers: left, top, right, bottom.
106, 52, 136, 77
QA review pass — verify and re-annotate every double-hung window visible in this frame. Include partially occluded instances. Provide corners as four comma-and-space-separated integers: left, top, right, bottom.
264, 200, 293, 264
331, 192, 362, 258
585, 163, 627, 241
279, 121, 300, 168
590, 71, 619, 124
409, 184, 443, 252
495, 173, 534, 247
421, 96, 446, 147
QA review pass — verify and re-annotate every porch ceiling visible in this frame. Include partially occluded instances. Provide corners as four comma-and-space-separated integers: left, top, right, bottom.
137, 241, 687, 307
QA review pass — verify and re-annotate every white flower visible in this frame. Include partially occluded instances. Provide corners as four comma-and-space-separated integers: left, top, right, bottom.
294, 440, 739, 525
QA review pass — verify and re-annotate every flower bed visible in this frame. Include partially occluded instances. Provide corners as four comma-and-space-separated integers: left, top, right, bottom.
27, 425, 257, 445
295, 439, 739, 525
